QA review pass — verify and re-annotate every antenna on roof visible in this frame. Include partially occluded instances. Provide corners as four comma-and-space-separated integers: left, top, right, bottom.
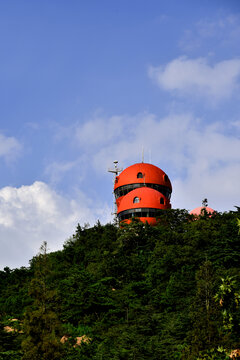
108, 160, 123, 223
108, 160, 122, 176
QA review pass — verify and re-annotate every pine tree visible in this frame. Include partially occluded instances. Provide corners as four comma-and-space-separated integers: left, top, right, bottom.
186, 260, 221, 359
21, 242, 63, 360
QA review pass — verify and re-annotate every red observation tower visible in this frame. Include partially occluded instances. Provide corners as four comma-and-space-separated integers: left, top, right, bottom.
113, 163, 172, 225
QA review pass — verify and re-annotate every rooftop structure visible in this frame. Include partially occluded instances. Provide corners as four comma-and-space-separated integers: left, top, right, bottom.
190, 206, 215, 216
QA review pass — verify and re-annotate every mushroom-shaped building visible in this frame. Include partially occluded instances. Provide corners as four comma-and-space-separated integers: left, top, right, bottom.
114, 163, 172, 225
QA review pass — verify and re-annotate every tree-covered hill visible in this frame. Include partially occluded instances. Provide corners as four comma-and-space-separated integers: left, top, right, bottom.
0, 209, 240, 359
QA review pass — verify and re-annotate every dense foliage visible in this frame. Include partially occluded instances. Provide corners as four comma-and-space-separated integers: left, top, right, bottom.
0, 209, 240, 359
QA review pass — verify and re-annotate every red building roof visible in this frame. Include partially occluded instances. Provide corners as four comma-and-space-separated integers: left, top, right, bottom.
190, 206, 215, 216
114, 163, 172, 191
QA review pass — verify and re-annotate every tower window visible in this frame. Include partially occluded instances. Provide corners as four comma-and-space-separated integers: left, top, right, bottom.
164, 174, 169, 182
137, 172, 143, 178
160, 198, 164, 204
133, 196, 140, 203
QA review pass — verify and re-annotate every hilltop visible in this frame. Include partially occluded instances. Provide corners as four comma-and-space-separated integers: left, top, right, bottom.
0, 209, 240, 359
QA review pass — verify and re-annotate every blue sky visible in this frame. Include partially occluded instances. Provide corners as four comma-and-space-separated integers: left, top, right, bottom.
0, 0, 240, 268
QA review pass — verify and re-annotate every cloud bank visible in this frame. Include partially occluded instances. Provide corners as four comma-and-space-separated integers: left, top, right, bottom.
69, 112, 240, 213
0, 181, 111, 269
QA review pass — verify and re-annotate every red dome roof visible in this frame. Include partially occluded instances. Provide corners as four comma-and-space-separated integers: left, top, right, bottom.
190, 206, 215, 216
114, 163, 172, 191
117, 187, 170, 214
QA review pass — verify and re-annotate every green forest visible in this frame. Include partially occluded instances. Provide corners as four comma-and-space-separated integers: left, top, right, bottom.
0, 209, 240, 360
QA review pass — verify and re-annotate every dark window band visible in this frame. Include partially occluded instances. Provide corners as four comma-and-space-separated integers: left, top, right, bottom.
114, 183, 171, 199
118, 208, 162, 221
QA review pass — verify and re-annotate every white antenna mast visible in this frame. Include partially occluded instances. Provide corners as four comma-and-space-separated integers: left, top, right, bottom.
108, 160, 123, 223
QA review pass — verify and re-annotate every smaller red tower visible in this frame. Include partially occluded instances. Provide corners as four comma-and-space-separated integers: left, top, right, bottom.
190, 206, 215, 216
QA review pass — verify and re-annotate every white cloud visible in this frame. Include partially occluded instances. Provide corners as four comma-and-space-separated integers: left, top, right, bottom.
148, 57, 240, 101
171, 123, 240, 211
75, 115, 125, 148
45, 160, 80, 184
0, 133, 21, 161
0, 181, 111, 269
71, 112, 240, 213
90, 113, 193, 171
